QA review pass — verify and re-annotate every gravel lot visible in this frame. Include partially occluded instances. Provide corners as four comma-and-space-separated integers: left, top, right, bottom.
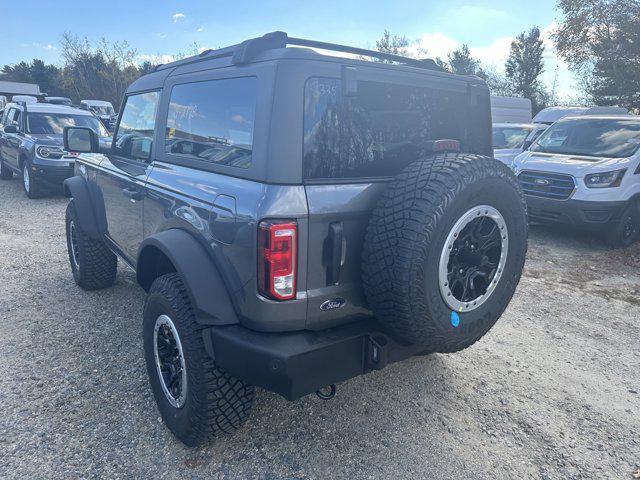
0, 177, 639, 480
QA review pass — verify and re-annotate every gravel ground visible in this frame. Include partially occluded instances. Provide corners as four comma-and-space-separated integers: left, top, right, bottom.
0, 177, 639, 480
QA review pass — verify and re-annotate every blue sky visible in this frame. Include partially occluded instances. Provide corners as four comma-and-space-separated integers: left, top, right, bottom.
0, 0, 576, 97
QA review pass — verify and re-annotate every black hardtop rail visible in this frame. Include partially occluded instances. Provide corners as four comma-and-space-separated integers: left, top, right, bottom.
155, 31, 444, 72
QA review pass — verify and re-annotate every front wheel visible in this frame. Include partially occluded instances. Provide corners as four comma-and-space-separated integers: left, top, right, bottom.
65, 201, 117, 290
22, 162, 44, 199
605, 204, 640, 248
143, 273, 254, 447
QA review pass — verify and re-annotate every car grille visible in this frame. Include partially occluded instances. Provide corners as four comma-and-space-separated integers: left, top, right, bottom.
517, 170, 575, 200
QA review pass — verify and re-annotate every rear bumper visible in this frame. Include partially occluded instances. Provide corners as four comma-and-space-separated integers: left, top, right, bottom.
203, 320, 424, 401
525, 195, 627, 229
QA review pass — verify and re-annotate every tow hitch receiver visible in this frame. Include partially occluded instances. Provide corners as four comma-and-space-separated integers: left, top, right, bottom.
316, 384, 336, 400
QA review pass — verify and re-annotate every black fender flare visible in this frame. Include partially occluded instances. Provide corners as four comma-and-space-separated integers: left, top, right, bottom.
63, 176, 107, 239
137, 229, 239, 326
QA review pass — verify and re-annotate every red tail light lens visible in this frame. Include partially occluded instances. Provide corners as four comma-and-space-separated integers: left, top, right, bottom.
433, 139, 461, 152
258, 220, 297, 300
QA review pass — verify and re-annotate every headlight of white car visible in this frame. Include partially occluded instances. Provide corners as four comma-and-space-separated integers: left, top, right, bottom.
584, 169, 627, 188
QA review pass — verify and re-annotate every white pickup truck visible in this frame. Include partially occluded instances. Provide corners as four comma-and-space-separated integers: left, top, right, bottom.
513, 115, 640, 247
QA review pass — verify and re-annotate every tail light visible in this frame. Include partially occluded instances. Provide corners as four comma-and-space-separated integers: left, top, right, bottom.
433, 139, 460, 152
258, 220, 297, 300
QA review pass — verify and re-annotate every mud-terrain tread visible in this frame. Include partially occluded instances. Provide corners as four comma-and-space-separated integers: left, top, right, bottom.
145, 273, 254, 447
362, 153, 527, 353
65, 202, 117, 290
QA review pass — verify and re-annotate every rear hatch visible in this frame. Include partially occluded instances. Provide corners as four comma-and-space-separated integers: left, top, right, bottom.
302, 75, 491, 330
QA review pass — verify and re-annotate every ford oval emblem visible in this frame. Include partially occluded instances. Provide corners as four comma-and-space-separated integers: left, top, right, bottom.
320, 298, 346, 311
534, 178, 550, 186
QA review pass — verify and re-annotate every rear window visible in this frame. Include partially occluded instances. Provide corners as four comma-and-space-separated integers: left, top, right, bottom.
303, 77, 469, 179
165, 77, 257, 169
531, 118, 640, 158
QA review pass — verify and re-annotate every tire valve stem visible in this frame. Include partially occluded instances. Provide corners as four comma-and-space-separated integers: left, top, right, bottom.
316, 384, 336, 400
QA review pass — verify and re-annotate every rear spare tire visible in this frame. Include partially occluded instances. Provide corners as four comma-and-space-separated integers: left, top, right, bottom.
362, 153, 528, 353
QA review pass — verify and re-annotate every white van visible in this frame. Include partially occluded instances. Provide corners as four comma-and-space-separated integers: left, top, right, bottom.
513, 115, 640, 247
491, 96, 532, 124
533, 106, 628, 125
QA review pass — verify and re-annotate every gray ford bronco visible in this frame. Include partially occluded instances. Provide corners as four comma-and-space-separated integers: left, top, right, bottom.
62, 32, 528, 446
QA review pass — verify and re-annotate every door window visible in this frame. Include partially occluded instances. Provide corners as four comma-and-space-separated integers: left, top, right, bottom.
165, 77, 257, 169
113, 91, 160, 161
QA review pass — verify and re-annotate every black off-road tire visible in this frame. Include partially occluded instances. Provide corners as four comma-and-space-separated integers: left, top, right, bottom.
65, 201, 117, 290
0, 160, 13, 180
22, 161, 45, 199
604, 203, 640, 249
362, 153, 528, 353
143, 273, 255, 447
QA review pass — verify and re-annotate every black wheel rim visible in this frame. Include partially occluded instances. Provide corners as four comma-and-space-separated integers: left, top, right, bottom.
153, 315, 187, 408
449, 216, 501, 301
439, 205, 508, 312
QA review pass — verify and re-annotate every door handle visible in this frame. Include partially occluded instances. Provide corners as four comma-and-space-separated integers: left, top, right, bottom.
122, 187, 144, 202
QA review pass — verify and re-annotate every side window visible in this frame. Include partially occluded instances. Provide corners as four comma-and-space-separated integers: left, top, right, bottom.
303, 78, 466, 179
113, 91, 159, 161
165, 77, 257, 169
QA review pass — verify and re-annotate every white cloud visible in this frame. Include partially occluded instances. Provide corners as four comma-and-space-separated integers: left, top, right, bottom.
406, 24, 578, 100
172, 13, 185, 22
155, 33, 167, 39
137, 53, 176, 64
22, 42, 56, 51
470, 37, 514, 67
408, 32, 458, 60
196, 26, 204, 33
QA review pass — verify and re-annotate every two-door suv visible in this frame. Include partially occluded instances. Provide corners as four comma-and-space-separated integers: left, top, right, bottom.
62, 32, 528, 446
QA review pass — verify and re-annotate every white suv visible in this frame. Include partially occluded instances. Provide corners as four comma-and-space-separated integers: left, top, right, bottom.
513, 115, 640, 247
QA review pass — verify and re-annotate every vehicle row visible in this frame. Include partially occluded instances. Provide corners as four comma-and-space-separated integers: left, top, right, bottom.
492, 107, 640, 247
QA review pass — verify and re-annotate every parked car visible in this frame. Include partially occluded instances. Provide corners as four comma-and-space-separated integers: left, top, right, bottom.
533, 106, 629, 125
0, 102, 110, 198
45, 96, 73, 106
513, 115, 640, 247
493, 122, 547, 167
80, 99, 117, 131
11, 95, 38, 104
61, 31, 528, 446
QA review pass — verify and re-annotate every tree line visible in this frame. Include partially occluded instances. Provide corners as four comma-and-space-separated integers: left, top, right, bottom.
375, 0, 639, 114
0, 0, 637, 114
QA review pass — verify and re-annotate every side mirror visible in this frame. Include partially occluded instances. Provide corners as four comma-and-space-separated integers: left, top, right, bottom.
4, 124, 18, 134
64, 126, 99, 153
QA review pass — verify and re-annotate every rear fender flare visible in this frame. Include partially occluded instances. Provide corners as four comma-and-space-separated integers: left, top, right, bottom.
137, 229, 239, 326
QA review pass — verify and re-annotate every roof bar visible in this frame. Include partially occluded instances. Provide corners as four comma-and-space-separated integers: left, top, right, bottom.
156, 31, 443, 72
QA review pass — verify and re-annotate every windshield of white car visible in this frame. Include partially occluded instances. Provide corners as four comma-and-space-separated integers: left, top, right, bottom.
531, 118, 640, 158
27, 113, 109, 137
89, 105, 114, 116
492, 126, 534, 149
